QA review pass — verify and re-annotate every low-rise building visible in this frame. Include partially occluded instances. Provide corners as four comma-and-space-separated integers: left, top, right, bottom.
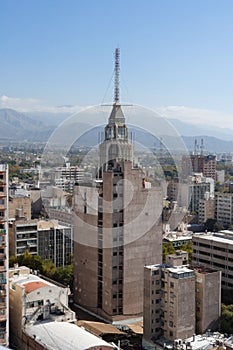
23, 322, 117, 350
9, 265, 76, 350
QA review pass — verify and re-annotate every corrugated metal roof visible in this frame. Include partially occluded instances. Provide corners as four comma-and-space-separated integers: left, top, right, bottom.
125, 322, 143, 334
77, 320, 125, 336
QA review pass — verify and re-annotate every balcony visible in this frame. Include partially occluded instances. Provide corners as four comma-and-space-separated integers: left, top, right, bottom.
0, 290, 6, 297
0, 314, 6, 322
0, 302, 6, 309
0, 337, 6, 346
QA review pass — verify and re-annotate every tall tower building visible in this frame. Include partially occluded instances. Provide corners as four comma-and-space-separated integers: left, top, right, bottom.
0, 164, 9, 346
73, 49, 162, 322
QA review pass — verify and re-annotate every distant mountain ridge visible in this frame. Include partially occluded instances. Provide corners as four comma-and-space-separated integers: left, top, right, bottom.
0, 108, 233, 153
0, 108, 53, 141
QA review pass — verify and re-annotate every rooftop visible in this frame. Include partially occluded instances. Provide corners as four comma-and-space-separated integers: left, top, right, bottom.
23, 281, 48, 294
25, 321, 117, 350
77, 320, 125, 336
167, 266, 194, 274
194, 232, 233, 244
9, 270, 54, 292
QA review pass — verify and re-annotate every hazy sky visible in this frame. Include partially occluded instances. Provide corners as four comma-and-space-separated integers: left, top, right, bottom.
1, 0, 233, 128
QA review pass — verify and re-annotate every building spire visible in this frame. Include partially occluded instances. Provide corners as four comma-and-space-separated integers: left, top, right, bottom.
114, 48, 120, 104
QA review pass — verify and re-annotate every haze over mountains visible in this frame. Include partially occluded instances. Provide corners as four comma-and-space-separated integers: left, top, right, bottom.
0, 108, 233, 153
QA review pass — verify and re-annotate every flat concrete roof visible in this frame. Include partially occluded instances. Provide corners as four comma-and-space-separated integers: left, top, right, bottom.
168, 266, 194, 274
193, 232, 233, 245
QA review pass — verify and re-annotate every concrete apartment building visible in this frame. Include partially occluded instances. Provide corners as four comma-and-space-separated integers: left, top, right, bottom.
215, 192, 233, 226
195, 267, 221, 335
0, 164, 9, 347
182, 154, 216, 181
73, 49, 162, 322
192, 231, 233, 288
54, 165, 92, 192
143, 252, 195, 349
9, 219, 73, 267
37, 220, 73, 267
198, 196, 215, 224
143, 252, 221, 349
8, 194, 31, 221
9, 219, 38, 257
178, 174, 212, 215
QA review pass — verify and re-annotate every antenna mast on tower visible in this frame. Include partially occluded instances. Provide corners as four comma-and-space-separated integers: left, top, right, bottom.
114, 48, 120, 103
200, 138, 204, 155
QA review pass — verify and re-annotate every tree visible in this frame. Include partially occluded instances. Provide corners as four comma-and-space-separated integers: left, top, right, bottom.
9, 251, 43, 272
221, 304, 233, 334
9, 252, 74, 291
162, 242, 175, 263
54, 265, 73, 289
180, 241, 193, 263
42, 260, 56, 277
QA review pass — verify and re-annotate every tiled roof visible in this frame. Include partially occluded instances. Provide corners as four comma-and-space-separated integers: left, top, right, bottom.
23, 281, 48, 293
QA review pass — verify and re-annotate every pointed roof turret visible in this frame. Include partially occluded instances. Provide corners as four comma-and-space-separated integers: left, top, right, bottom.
108, 103, 125, 124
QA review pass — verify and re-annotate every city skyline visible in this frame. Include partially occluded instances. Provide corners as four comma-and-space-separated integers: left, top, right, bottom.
1, 1, 233, 129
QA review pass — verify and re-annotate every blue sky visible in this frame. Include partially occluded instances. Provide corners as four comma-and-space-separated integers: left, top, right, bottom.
1, 0, 233, 127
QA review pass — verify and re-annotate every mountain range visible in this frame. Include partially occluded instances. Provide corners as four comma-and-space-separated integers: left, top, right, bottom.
0, 108, 233, 153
